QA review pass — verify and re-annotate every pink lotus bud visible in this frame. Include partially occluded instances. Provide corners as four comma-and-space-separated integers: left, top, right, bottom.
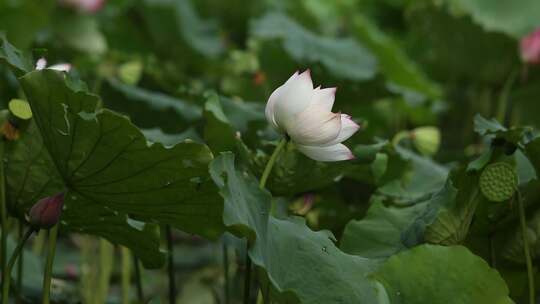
520, 28, 540, 64
59, 0, 106, 13
28, 193, 65, 229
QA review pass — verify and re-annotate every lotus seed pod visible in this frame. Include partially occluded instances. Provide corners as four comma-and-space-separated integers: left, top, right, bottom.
479, 162, 518, 202
118, 60, 143, 85
8, 99, 32, 121
2, 99, 33, 140
411, 126, 441, 156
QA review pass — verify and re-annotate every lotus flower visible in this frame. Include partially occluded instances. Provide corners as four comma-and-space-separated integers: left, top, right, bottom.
265, 70, 359, 161
520, 28, 540, 64
59, 0, 106, 13
35, 58, 72, 72
28, 193, 65, 229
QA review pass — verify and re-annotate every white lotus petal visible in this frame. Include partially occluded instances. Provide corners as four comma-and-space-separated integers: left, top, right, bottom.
48, 63, 72, 72
296, 143, 355, 162
265, 71, 300, 130
265, 87, 281, 130
288, 105, 341, 146
312, 87, 336, 112
35, 58, 47, 70
273, 70, 313, 128
324, 114, 360, 146
285, 70, 300, 84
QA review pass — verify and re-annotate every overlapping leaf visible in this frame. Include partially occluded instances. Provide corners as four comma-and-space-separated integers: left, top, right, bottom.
340, 196, 427, 259
18, 70, 224, 243
210, 153, 380, 303
374, 244, 513, 304
251, 12, 377, 81
107, 79, 202, 124
346, 14, 442, 102
141, 0, 224, 58
525, 137, 540, 177
0, 34, 33, 77
4, 117, 165, 268
445, 0, 540, 38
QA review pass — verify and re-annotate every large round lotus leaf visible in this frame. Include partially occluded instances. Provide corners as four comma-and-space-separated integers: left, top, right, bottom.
374, 244, 514, 304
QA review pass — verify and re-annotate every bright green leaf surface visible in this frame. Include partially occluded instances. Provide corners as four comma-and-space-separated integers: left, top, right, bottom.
19, 70, 224, 241
210, 153, 380, 303
375, 244, 514, 304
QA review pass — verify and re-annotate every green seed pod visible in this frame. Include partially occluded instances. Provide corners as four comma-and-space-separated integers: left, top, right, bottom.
411, 126, 441, 156
479, 162, 518, 202
118, 60, 143, 85
8, 99, 32, 121
2, 99, 33, 140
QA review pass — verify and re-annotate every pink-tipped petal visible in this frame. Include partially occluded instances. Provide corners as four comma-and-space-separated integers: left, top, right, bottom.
324, 114, 360, 146
48, 63, 72, 72
312, 87, 336, 112
296, 143, 355, 162
288, 105, 342, 146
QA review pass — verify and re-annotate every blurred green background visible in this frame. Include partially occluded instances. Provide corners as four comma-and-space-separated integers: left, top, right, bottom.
1, 0, 540, 303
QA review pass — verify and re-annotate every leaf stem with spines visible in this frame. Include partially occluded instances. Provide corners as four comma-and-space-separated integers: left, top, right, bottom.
120, 246, 131, 304
1, 228, 34, 304
223, 242, 230, 304
516, 192, 535, 304
42, 225, 59, 304
16, 222, 24, 304
133, 256, 144, 302
166, 225, 176, 304
244, 137, 287, 304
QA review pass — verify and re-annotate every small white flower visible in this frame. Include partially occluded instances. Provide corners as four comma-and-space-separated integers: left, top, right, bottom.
35, 58, 72, 72
265, 70, 359, 161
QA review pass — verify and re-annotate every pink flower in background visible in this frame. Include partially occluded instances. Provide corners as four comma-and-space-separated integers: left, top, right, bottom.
520, 28, 540, 64
59, 0, 106, 13
265, 70, 360, 161
296, 193, 316, 215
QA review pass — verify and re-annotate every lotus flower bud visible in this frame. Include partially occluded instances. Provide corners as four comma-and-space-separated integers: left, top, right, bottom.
411, 126, 441, 156
28, 193, 65, 229
520, 28, 540, 64
265, 70, 359, 161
